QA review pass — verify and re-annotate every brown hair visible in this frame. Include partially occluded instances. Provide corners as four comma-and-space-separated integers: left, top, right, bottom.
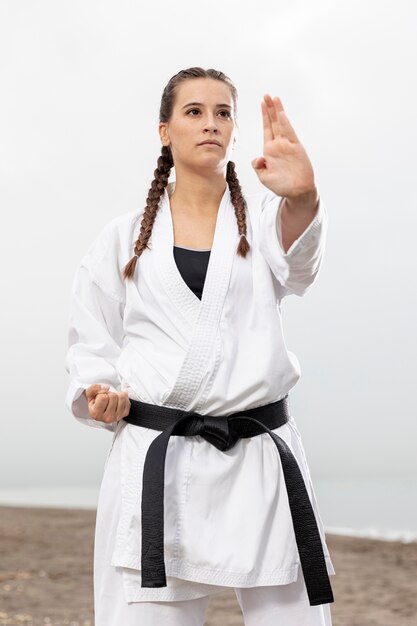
123, 67, 250, 280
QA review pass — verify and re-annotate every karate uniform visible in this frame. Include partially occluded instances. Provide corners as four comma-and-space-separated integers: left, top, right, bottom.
64, 180, 336, 606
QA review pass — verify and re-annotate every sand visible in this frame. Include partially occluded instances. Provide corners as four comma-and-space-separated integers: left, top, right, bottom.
0, 505, 416, 625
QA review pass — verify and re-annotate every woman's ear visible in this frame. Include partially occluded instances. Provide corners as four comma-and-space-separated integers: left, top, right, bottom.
159, 122, 170, 147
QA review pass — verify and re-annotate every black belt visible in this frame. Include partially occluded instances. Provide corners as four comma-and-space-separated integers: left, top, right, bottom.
122, 395, 334, 606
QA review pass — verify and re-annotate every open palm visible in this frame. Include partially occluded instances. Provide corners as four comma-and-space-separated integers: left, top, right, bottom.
251, 95, 316, 199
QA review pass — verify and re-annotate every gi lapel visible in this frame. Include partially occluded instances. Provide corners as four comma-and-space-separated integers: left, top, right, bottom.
152, 180, 238, 409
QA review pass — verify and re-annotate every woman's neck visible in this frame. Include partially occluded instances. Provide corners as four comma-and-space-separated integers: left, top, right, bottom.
169, 173, 227, 216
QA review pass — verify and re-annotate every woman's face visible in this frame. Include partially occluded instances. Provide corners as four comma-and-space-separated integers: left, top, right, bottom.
159, 78, 237, 173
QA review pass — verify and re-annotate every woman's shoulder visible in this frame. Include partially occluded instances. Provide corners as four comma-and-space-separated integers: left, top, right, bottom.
79, 207, 145, 301
82, 208, 143, 263
95, 207, 144, 244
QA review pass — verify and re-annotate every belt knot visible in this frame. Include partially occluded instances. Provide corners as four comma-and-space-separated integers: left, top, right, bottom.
188, 413, 239, 451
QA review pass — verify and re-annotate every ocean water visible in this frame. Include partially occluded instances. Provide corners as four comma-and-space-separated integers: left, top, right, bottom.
0, 478, 416, 543
315, 477, 417, 543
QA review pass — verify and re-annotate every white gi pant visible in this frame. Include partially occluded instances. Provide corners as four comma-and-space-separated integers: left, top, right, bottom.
94, 423, 333, 626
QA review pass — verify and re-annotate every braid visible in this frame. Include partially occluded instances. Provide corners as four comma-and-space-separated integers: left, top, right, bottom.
226, 161, 250, 257
123, 146, 173, 280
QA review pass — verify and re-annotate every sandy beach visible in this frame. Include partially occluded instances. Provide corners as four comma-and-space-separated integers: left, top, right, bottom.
0, 505, 416, 625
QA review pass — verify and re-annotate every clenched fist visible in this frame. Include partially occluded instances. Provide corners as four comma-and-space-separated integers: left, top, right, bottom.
84, 384, 131, 424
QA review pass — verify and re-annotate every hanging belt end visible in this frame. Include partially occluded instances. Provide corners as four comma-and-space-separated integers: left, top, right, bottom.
141, 573, 167, 588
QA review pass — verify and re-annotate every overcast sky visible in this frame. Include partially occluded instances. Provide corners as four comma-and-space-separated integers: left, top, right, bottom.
0, 0, 416, 495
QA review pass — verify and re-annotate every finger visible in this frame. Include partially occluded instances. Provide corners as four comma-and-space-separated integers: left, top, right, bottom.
251, 156, 266, 171
85, 383, 107, 401
115, 392, 130, 421
102, 393, 118, 422
113, 393, 125, 421
265, 95, 300, 143
90, 392, 110, 419
263, 94, 282, 139
261, 99, 274, 144
274, 100, 300, 143
121, 393, 131, 419
96, 390, 111, 399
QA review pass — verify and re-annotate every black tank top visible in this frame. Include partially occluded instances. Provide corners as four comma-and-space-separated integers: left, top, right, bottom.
173, 245, 211, 300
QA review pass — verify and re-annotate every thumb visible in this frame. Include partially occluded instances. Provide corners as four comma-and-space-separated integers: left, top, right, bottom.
251, 156, 266, 171
85, 383, 110, 401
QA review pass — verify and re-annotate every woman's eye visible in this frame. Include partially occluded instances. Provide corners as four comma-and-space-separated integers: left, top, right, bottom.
186, 109, 231, 118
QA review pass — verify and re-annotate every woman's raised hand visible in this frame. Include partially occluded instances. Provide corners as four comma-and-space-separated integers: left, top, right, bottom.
251, 94, 316, 200
84, 384, 131, 424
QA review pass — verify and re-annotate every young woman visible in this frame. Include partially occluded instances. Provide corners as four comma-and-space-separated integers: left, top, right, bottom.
65, 66, 336, 626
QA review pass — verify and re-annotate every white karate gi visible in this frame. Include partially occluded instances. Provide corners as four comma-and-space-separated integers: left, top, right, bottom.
64, 180, 336, 605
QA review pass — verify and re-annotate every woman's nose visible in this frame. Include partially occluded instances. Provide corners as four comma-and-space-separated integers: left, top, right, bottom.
203, 115, 218, 131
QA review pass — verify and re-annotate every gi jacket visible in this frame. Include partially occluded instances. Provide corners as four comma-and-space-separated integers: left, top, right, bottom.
64, 180, 335, 601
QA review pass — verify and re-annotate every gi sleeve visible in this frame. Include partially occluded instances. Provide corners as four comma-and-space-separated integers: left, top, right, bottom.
64, 221, 126, 432
258, 189, 328, 297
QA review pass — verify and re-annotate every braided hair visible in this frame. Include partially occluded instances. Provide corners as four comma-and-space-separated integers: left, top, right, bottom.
123, 67, 250, 281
